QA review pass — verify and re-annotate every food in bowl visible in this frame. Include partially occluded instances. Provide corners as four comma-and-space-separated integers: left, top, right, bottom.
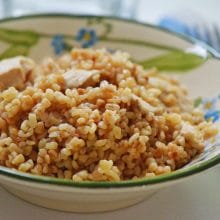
0, 48, 217, 181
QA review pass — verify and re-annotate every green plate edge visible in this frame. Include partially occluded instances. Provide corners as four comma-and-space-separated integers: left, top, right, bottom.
0, 13, 219, 188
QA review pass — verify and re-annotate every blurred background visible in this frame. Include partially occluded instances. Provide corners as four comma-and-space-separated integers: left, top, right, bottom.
0, 0, 220, 51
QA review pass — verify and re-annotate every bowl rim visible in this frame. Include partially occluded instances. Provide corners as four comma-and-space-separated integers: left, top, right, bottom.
0, 13, 219, 188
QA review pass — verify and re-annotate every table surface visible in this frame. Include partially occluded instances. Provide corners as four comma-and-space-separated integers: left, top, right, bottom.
1, 166, 219, 220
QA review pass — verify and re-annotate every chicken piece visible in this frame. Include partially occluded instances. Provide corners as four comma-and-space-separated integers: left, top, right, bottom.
181, 122, 196, 135
0, 56, 35, 90
63, 68, 100, 88
179, 98, 193, 113
131, 94, 159, 113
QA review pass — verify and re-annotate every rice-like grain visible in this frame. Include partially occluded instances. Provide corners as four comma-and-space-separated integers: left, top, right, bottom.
0, 48, 218, 181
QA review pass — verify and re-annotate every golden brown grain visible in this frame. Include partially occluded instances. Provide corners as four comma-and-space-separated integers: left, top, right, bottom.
0, 48, 218, 181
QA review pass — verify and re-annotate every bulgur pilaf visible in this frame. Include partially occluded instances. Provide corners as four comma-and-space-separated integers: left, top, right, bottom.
0, 48, 218, 181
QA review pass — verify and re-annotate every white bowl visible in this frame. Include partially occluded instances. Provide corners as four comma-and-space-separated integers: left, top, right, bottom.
0, 14, 219, 213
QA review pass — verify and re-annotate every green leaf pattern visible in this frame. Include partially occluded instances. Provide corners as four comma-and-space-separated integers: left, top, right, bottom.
0, 28, 38, 45
0, 20, 207, 72
0, 44, 30, 59
139, 51, 207, 72
0, 28, 39, 59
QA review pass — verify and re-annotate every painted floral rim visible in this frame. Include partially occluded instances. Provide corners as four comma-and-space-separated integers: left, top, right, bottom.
0, 14, 219, 188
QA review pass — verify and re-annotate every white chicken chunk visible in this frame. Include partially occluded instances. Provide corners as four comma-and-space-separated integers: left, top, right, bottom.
0, 56, 35, 90
131, 94, 159, 113
63, 68, 100, 88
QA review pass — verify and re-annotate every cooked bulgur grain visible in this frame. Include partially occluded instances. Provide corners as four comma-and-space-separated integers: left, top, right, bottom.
0, 48, 218, 181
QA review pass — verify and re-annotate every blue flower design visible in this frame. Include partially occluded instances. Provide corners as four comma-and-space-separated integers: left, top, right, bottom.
51, 34, 65, 55
204, 110, 220, 122
198, 96, 220, 122
75, 28, 97, 48
202, 97, 217, 110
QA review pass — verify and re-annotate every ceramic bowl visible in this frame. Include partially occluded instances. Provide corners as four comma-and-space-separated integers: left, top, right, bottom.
0, 14, 220, 213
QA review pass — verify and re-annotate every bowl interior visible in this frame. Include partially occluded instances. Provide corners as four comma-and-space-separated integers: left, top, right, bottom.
0, 14, 219, 187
